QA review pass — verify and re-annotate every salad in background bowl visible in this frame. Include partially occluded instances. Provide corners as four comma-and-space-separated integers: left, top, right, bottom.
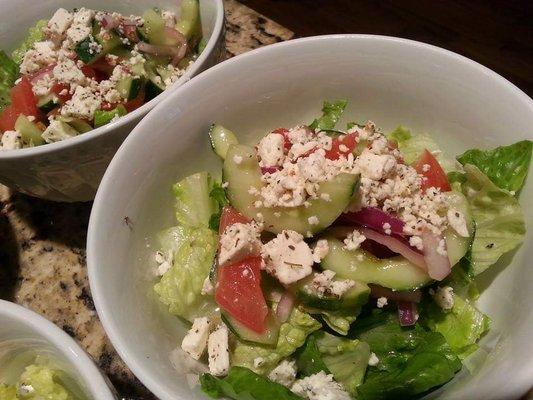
0, 0, 224, 201
151, 101, 530, 400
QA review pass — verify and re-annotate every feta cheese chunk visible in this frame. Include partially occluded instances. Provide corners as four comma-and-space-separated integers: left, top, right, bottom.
262, 230, 314, 285
431, 286, 455, 310
368, 352, 380, 366
41, 120, 78, 143
291, 371, 351, 400
53, 59, 88, 87
343, 230, 366, 251
218, 222, 262, 266
155, 250, 173, 276
447, 208, 469, 237
257, 133, 285, 167
268, 359, 297, 388
181, 317, 210, 360
376, 297, 388, 308
357, 149, 396, 181
0, 131, 22, 150
312, 239, 329, 263
45, 8, 73, 39
61, 86, 101, 120
207, 324, 230, 376
201, 276, 214, 296
20, 41, 58, 75
311, 270, 355, 298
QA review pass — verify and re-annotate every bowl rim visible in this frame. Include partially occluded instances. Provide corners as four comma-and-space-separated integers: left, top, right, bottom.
87, 34, 533, 400
0, 299, 116, 399
0, 0, 225, 159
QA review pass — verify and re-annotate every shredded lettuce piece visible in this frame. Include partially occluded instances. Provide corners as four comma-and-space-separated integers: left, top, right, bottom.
0, 50, 18, 111
388, 125, 412, 143
11, 19, 48, 64
457, 140, 532, 194
0, 385, 17, 400
309, 100, 347, 131
208, 181, 229, 231
461, 164, 526, 275
296, 331, 370, 395
320, 311, 356, 336
154, 225, 217, 321
232, 308, 321, 375
351, 310, 462, 400
200, 367, 303, 400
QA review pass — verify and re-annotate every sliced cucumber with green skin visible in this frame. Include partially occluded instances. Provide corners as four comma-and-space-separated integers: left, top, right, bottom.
116, 77, 144, 101
14, 115, 44, 146
145, 76, 165, 101
443, 190, 474, 263
93, 105, 127, 128
58, 116, 92, 133
75, 37, 101, 64
224, 144, 359, 235
222, 311, 280, 346
140, 9, 166, 45
295, 277, 370, 312
176, 0, 201, 41
37, 94, 59, 114
209, 124, 238, 160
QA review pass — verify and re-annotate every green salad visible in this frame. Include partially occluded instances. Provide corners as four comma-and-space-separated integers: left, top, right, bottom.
0, 1, 202, 150
152, 100, 531, 400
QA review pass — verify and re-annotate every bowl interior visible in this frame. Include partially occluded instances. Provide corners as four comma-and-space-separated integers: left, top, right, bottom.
89, 36, 533, 400
0, 300, 115, 399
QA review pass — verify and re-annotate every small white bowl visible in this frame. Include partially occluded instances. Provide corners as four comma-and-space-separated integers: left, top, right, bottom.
0, 0, 224, 202
0, 300, 116, 399
88, 35, 533, 400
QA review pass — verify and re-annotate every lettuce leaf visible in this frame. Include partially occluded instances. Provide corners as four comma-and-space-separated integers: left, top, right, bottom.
457, 140, 532, 194
232, 308, 321, 375
462, 164, 526, 275
11, 19, 48, 64
320, 311, 356, 336
0, 385, 17, 400
296, 331, 370, 395
351, 310, 462, 400
208, 181, 229, 231
309, 100, 347, 131
200, 367, 303, 400
154, 225, 217, 321
0, 50, 18, 111
421, 295, 490, 359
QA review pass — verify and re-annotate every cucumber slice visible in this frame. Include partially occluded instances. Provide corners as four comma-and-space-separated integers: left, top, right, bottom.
295, 277, 370, 312
14, 115, 44, 146
145, 76, 165, 101
209, 124, 238, 160
176, 0, 201, 41
320, 237, 431, 291
58, 116, 92, 133
222, 312, 280, 346
93, 105, 127, 128
443, 190, 474, 264
223, 144, 359, 235
75, 37, 101, 64
37, 94, 59, 114
116, 77, 144, 101
140, 9, 166, 45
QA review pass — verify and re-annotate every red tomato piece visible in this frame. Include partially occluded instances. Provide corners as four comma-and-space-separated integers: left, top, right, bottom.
90, 57, 116, 76
219, 205, 250, 235
325, 132, 357, 160
10, 79, 39, 119
414, 149, 451, 192
0, 105, 20, 132
27, 64, 56, 84
272, 127, 292, 150
51, 83, 72, 104
123, 90, 145, 112
215, 257, 268, 333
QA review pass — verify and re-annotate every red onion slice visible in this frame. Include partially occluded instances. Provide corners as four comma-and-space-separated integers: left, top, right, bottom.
164, 27, 187, 47
101, 14, 120, 30
261, 166, 281, 175
369, 284, 422, 303
343, 207, 405, 237
359, 228, 426, 270
398, 301, 418, 326
276, 291, 294, 323
171, 43, 188, 66
137, 41, 180, 57
421, 230, 451, 281
29, 64, 56, 83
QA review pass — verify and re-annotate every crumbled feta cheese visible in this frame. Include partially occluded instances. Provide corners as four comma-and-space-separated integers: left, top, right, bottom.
181, 317, 210, 360
233, 155, 243, 164
291, 371, 351, 400
422, 163, 431, 172
257, 133, 285, 167
17, 384, 35, 395
155, 250, 173, 276
311, 270, 355, 298
218, 222, 262, 266
61, 86, 101, 120
447, 209, 469, 237
343, 230, 366, 251
320, 192, 331, 202
253, 357, 265, 369
383, 222, 392, 235
357, 149, 396, 180
308, 215, 319, 225
207, 324, 230, 376
268, 360, 297, 388
201, 277, 214, 296
45, 8, 73, 39
20, 41, 58, 75
436, 238, 447, 256
313, 239, 329, 263
222, 182, 229, 189
162, 10, 177, 26
432, 286, 454, 310
0, 131, 22, 150
262, 230, 314, 285
376, 297, 388, 308
41, 120, 78, 143
409, 235, 424, 251
53, 59, 88, 88
368, 352, 379, 366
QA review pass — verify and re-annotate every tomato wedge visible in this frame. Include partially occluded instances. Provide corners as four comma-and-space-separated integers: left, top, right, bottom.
51, 83, 72, 104
218, 205, 250, 235
123, 90, 145, 112
272, 127, 291, 150
215, 257, 268, 333
414, 149, 451, 192
325, 132, 357, 160
10, 79, 39, 120
0, 105, 20, 132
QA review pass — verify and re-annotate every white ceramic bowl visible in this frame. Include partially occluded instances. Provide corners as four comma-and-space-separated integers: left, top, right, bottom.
88, 35, 533, 400
0, 300, 116, 399
0, 0, 224, 202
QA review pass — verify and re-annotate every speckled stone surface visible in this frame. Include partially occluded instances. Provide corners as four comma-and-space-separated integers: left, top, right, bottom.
0, 3, 292, 399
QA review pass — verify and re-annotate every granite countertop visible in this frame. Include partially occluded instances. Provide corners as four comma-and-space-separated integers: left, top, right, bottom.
0, 2, 293, 398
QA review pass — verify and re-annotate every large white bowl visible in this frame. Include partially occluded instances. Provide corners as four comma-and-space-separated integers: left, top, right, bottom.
0, 300, 116, 399
0, 0, 224, 202
88, 35, 533, 400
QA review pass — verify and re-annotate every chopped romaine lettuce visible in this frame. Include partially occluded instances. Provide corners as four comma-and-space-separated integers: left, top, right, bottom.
320, 311, 356, 336
232, 308, 321, 375
461, 164, 525, 275
172, 172, 219, 228
297, 331, 370, 395
352, 310, 462, 400
309, 100, 347, 131
457, 140, 532, 194
421, 294, 490, 359
11, 19, 48, 64
388, 125, 412, 143
0, 385, 17, 400
0, 50, 19, 111
208, 181, 229, 231
200, 367, 303, 400
154, 225, 217, 321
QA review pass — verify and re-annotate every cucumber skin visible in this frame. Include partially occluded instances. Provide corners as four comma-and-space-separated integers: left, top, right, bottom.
221, 312, 280, 346
209, 124, 238, 160
295, 279, 370, 312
